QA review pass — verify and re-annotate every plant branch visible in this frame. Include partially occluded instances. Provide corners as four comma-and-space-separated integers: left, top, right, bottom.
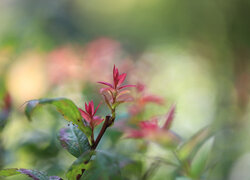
92, 115, 113, 149
76, 114, 115, 180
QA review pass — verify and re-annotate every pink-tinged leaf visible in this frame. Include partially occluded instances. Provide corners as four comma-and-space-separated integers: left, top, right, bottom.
141, 95, 164, 105
107, 89, 114, 99
117, 73, 127, 87
86, 102, 90, 114
115, 67, 119, 77
139, 119, 159, 130
97, 81, 113, 88
136, 83, 145, 92
113, 65, 119, 82
118, 84, 136, 90
100, 87, 114, 94
128, 105, 142, 115
89, 101, 94, 115
117, 90, 131, 98
85, 103, 88, 112
94, 102, 101, 115
102, 94, 112, 109
78, 108, 91, 123
116, 94, 134, 103
125, 129, 145, 138
92, 116, 104, 127
113, 65, 116, 76
100, 88, 115, 101
163, 105, 176, 130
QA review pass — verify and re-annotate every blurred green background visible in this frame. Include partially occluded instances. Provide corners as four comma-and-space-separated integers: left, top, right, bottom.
0, 0, 249, 179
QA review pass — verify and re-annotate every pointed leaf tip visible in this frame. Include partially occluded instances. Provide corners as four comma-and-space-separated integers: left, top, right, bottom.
177, 126, 211, 161
163, 104, 176, 130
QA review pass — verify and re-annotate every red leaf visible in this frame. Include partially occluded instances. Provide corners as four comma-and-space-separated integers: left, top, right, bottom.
163, 105, 176, 130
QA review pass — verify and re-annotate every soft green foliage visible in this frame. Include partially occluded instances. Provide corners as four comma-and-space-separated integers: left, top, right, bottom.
0, 168, 61, 180
25, 98, 92, 139
0, 168, 20, 177
66, 150, 95, 180
188, 137, 213, 179
58, 124, 91, 158
176, 177, 192, 180
0, 79, 5, 101
82, 151, 123, 180
177, 126, 211, 162
0, 78, 9, 129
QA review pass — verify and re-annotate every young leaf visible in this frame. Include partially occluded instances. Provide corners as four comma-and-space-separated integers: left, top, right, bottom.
189, 137, 214, 178
66, 150, 95, 180
0, 168, 62, 180
163, 104, 176, 130
58, 124, 91, 158
24, 98, 92, 138
177, 126, 211, 161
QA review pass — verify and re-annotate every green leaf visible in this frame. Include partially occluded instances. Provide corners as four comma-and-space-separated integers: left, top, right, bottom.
18, 169, 51, 180
189, 137, 214, 178
0, 78, 6, 101
66, 150, 95, 180
176, 177, 192, 180
0, 168, 62, 180
58, 124, 91, 158
177, 126, 211, 161
0, 168, 21, 177
82, 150, 124, 180
24, 98, 92, 139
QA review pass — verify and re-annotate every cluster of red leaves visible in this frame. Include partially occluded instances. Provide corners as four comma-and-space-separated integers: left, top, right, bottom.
77, 65, 178, 147
78, 65, 135, 130
78, 101, 103, 129
125, 105, 179, 145
98, 65, 136, 109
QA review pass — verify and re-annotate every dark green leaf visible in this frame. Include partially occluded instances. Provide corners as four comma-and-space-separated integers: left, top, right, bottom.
18, 169, 50, 180
24, 98, 92, 139
81, 150, 123, 180
66, 150, 95, 180
58, 124, 91, 158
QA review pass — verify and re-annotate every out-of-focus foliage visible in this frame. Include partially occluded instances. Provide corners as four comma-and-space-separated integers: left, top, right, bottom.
0, 168, 61, 180
0, 0, 249, 179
